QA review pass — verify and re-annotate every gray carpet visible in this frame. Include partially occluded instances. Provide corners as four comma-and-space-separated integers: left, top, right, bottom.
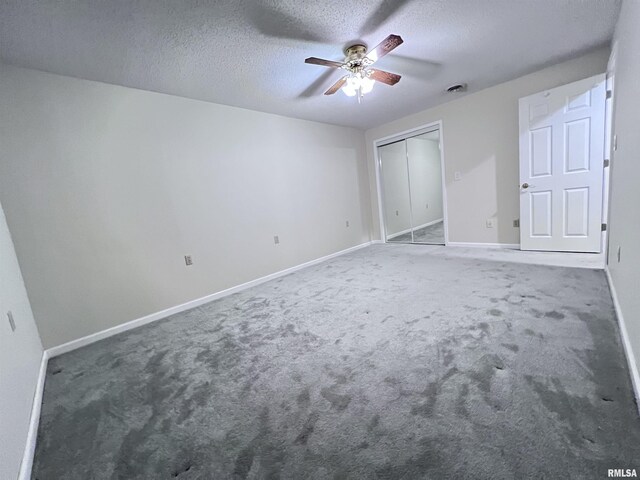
32, 244, 640, 479
390, 221, 444, 244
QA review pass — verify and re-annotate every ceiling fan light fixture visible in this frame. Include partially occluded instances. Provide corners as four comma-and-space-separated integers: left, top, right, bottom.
341, 71, 375, 98
342, 81, 358, 97
361, 75, 375, 94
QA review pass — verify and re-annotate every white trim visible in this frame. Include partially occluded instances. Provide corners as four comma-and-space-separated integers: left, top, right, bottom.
439, 126, 450, 245
373, 120, 449, 246
18, 350, 49, 480
601, 73, 614, 263
373, 139, 386, 243
605, 267, 640, 414
387, 218, 443, 240
387, 226, 413, 239
46, 241, 374, 358
374, 122, 441, 147
446, 242, 521, 249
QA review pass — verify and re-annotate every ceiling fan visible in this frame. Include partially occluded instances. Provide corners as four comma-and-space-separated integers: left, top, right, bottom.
304, 34, 404, 101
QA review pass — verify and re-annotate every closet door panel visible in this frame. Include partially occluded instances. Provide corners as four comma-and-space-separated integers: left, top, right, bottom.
406, 132, 445, 244
379, 141, 413, 242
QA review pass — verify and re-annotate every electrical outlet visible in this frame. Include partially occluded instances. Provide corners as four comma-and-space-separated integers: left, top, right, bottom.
346, 220, 350, 228
274, 235, 280, 245
486, 219, 494, 228
454, 171, 462, 181
617, 246, 621, 263
7, 311, 16, 332
184, 255, 193, 266
396, 210, 399, 216
513, 219, 520, 228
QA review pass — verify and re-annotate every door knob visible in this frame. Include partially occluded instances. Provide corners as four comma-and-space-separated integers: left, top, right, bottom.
522, 183, 529, 189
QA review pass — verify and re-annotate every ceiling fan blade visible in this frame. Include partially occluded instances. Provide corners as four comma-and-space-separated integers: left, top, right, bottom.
247, 4, 328, 43
375, 54, 440, 79
324, 76, 348, 95
305, 57, 345, 68
369, 69, 402, 86
298, 70, 336, 98
365, 34, 404, 64
359, 0, 412, 36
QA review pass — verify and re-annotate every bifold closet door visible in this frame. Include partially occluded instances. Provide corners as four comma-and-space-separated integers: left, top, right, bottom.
379, 141, 413, 243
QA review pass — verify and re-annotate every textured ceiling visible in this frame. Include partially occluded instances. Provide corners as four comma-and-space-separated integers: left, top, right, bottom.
0, 0, 620, 129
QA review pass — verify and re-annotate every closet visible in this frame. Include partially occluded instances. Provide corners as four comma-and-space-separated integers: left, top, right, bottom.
378, 128, 446, 244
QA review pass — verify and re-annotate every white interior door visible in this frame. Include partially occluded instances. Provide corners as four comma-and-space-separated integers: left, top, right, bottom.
518, 74, 606, 252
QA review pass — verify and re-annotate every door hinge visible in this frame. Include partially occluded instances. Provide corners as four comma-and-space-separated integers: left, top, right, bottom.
606, 90, 613, 99
601, 223, 607, 231
604, 159, 610, 168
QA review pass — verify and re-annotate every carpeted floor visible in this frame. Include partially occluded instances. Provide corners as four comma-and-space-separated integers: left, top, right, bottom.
390, 221, 444, 244
32, 244, 640, 479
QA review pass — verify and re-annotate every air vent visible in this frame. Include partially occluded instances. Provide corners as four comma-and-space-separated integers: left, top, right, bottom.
446, 83, 467, 93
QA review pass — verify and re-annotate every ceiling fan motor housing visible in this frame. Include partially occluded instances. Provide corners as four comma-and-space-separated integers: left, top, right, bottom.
344, 44, 371, 72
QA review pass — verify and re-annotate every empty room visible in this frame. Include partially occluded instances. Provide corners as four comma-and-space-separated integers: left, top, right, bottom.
2, 1, 640, 478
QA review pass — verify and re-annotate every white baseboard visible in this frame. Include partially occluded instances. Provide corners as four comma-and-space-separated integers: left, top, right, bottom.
420, 218, 444, 229
46, 241, 374, 359
18, 350, 49, 480
21, 241, 375, 478
387, 218, 443, 240
605, 267, 640, 414
19, 240, 636, 479
446, 242, 521, 249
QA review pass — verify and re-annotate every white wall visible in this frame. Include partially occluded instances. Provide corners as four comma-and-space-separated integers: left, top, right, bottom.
0, 65, 371, 349
365, 47, 610, 243
0, 200, 43, 480
407, 137, 443, 227
606, 0, 640, 393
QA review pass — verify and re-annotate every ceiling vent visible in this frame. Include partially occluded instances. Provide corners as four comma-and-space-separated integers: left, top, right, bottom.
446, 83, 467, 93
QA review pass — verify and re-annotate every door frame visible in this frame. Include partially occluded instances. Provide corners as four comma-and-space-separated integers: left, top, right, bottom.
373, 120, 449, 245
602, 72, 614, 262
